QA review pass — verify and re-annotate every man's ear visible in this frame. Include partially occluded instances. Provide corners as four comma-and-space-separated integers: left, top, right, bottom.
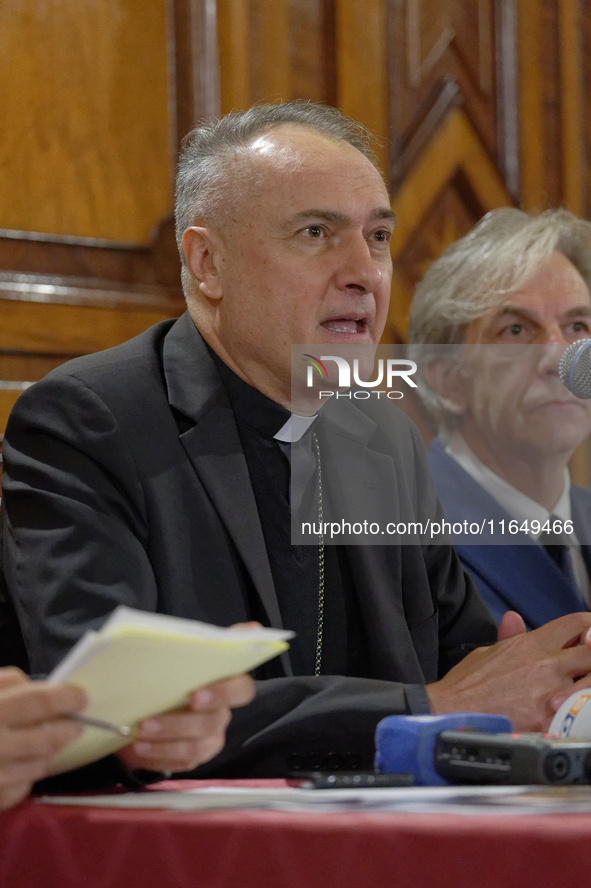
423, 358, 469, 416
181, 226, 223, 300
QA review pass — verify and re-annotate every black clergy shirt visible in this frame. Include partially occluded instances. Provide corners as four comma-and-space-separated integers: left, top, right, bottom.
210, 349, 371, 677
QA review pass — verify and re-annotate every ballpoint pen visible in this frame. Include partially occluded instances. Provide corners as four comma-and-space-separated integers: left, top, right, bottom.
66, 713, 135, 738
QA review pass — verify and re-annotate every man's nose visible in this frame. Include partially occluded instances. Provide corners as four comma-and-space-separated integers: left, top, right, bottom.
333, 236, 386, 293
536, 342, 566, 375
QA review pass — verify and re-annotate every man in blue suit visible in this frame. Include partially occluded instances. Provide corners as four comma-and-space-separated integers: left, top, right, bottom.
409, 208, 591, 628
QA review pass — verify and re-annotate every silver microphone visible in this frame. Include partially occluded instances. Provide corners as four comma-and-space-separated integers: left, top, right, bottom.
558, 339, 591, 398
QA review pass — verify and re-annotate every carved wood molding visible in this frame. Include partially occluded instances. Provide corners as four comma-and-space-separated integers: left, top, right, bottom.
388, 75, 463, 188
0, 271, 182, 313
387, 0, 519, 201
0, 295, 176, 356
390, 106, 513, 256
387, 106, 514, 339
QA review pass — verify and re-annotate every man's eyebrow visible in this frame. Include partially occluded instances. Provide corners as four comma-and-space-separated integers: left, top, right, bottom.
562, 304, 591, 317
496, 304, 591, 321
495, 307, 538, 323
373, 208, 397, 224
285, 208, 396, 226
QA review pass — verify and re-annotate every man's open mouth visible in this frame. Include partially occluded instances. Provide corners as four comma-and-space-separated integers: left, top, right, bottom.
320, 317, 368, 335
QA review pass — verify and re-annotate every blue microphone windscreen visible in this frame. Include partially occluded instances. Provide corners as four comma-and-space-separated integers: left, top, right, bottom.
374, 713, 513, 785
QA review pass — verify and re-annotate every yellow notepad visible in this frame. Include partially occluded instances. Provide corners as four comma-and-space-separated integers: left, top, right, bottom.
48, 606, 292, 773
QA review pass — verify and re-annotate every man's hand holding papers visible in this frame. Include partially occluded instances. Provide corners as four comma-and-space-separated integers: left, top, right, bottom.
117, 672, 256, 774
117, 622, 261, 774
47, 609, 291, 777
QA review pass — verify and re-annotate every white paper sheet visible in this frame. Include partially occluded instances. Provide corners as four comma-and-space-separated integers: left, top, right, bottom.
38, 784, 591, 815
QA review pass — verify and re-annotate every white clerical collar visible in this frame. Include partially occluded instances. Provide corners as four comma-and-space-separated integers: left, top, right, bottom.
274, 414, 318, 443
444, 432, 572, 529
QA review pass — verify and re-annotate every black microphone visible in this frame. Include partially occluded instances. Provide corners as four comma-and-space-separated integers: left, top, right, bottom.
559, 339, 591, 398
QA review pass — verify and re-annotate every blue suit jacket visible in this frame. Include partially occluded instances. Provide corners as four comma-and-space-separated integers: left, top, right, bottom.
428, 438, 591, 628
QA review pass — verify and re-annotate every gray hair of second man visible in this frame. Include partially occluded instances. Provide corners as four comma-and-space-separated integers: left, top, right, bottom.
407, 207, 591, 429
174, 101, 380, 292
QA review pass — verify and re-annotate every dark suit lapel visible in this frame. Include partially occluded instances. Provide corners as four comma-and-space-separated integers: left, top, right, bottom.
429, 442, 588, 623
319, 399, 400, 528
161, 313, 284, 633
572, 487, 591, 553
580, 544, 591, 581
457, 542, 585, 626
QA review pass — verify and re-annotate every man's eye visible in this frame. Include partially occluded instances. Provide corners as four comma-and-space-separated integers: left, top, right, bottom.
302, 225, 324, 239
570, 321, 591, 335
372, 229, 392, 244
505, 324, 523, 337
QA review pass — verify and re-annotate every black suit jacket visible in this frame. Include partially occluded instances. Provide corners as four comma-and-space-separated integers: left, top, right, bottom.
1, 312, 496, 777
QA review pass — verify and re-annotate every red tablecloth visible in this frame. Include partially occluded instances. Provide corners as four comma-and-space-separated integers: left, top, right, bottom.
1, 780, 591, 888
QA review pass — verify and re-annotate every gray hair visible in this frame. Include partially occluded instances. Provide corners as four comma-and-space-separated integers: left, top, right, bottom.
407, 207, 591, 428
174, 101, 380, 293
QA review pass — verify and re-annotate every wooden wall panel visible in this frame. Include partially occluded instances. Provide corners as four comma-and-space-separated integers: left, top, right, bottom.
217, 0, 336, 111
217, 0, 254, 110
389, 0, 499, 157
517, 0, 563, 211
381, 0, 519, 337
386, 0, 520, 188
335, 0, 389, 171
558, 0, 584, 215
290, 0, 337, 105
0, 0, 173, 245
0, 0, 226, 363
582, 0, 591, 222
212, 0, 591, 342
0, 0, 224, 452
1, 0, 590, 380
0, 300, 176, 357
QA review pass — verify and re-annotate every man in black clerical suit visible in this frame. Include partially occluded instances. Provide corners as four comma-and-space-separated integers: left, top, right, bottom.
3, 103, 591, 781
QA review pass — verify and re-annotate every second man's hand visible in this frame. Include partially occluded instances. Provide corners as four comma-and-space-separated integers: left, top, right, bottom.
427, 611, 591, 732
